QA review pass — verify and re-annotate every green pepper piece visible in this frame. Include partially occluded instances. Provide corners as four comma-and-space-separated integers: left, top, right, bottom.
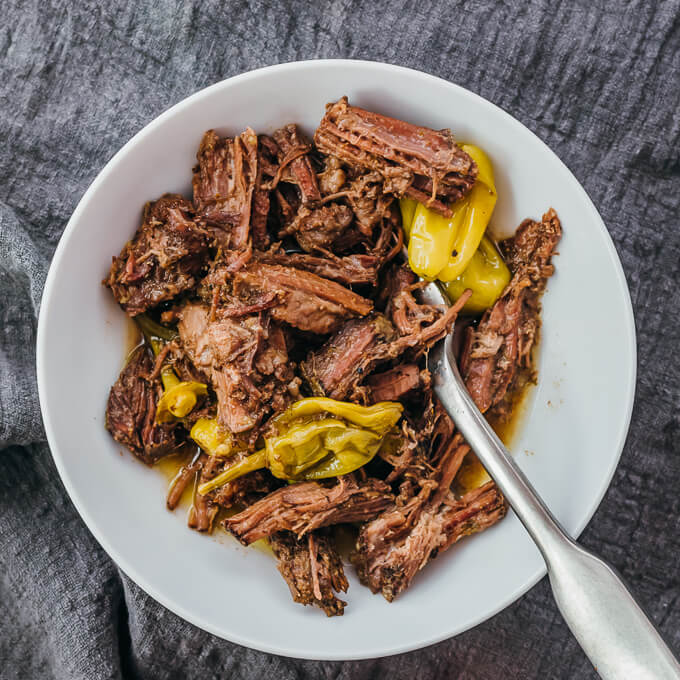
198, 450, 267, 494
277, 397, 403, 434
197, 398, 403, 494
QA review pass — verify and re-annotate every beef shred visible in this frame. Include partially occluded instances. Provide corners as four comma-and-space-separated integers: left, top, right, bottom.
104, 98, 561, 616
270, 531, 348, 616
106, 345, 183, 464
461, 209, 562, 415
105, 194, 209, 316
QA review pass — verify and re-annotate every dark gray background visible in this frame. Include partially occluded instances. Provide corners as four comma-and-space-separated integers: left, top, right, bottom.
1, 1, 679, 678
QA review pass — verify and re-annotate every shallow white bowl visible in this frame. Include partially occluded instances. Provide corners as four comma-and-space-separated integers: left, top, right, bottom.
37, 60, 636, 660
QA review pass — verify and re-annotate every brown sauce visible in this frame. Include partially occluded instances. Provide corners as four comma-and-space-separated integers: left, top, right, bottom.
456, 377, 536, 494
487, 378, 535, 448
155, 450, 195, 509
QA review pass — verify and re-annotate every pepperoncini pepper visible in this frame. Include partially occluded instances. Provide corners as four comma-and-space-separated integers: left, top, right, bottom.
437, 144, 497, 282
399, 197, 418, 239
190, 417, 233, 457
135, 314, 208, 424
442, 235, 510, 314
197, 398, 403, 494
400, 144, 497, 282
156, 379, 208, 423
407, 200, 466, 278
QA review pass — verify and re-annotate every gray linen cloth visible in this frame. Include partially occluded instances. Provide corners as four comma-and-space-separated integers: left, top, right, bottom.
1, 1, 679, 678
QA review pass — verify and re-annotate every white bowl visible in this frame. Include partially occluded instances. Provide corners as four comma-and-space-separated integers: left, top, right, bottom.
37, 60, 636, 660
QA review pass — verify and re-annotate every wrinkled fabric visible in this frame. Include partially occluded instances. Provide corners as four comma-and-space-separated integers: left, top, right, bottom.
1, 1, 680, 678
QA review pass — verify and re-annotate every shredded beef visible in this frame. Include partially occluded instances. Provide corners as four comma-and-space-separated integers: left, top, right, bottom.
209, 469, 278, 511
315, 97, 477, 215
105, 194, 209, 316
166, 455, 201, 511
352, 434, 506, 601
105, 345, 183, 464
177, 302, 299, 435
187, 453, 221, 532
257, 247, 380, 286
250, 135, 280, 250
224, 475, 393, 545
103, 102, 564, 614
301, 313, 397, 399
231, 262, 373, 334
301, 290, 470, 400
462, 209, 562, 414
271, 124, 321, 205
279, 202, 354, 253
270, 531, 348, 617
192, 129, 258, 248
366, 364, 427, 402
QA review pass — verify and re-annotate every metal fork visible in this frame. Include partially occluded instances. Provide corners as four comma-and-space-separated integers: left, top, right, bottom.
421, 281, 680, 680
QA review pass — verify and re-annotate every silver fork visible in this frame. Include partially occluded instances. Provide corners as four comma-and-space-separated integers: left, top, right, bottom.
421, 281, 680, 680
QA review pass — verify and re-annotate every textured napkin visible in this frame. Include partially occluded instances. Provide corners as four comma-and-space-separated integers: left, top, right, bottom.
2, 1, 679, 678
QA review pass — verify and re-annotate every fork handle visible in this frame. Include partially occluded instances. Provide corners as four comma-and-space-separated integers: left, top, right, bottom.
431, 335, 680, 679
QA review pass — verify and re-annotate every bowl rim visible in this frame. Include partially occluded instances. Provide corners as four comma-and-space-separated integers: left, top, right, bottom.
36, 58, 637, 660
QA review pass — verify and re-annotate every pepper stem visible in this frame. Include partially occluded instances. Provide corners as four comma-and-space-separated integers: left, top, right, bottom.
198, 450, 266, 495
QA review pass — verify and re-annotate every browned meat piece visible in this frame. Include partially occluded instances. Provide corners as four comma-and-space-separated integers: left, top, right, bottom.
315, 97, 477, 216
173, 451, 279, 527
344, 171, 394, 235
301, 314, 397, 398
166, 456, 201, 511
390, 285, 440, 335
105, 194, 209, 316
366, 364, 427, 402
270, 531, 348, 617
224, 475, 394, 545
279, 202, 354, 253
317, 155, 346, 195
272, 124, 321, 204
376, 262, 417, 313
177, 302, 299, 434
352, 435, 506, 601
378, 419, 424, 483
462, 209, 562, 414
105, 345, 182, 464
210, 469, 277, 511
301, 291, 470, 400
318, 170, 394, 236
187, 454, 220, 532
192, 129, 258, 248
231, 262, 373, 334
250, 135, 280, 250
256, 247, 380, 286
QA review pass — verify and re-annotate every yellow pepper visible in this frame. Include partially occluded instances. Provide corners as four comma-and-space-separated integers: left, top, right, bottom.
400, 144, 497, 282
156, 379, 208, 423
135, 314, 208, 424
197, 398, 403, 494
190, 417, 233, 457
436, 144, 497, 281
443, 235, 510, 314
407, 200, 466, 278
399, 197, 418, 239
